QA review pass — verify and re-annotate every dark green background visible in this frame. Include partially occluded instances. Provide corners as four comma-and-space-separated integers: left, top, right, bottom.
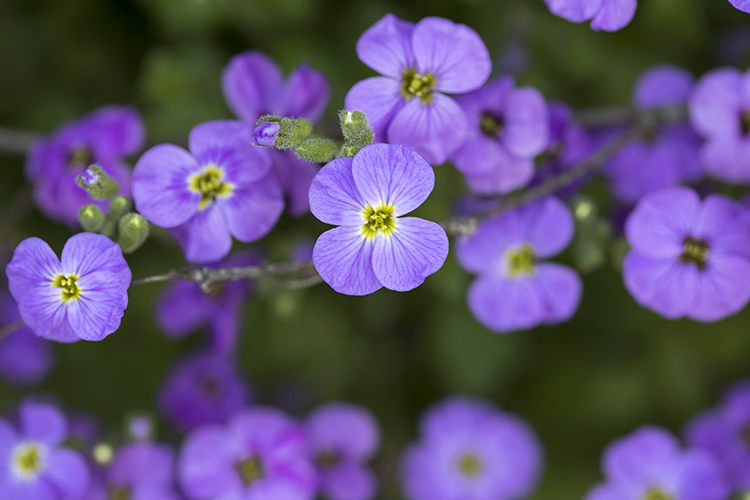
1, 0, 749, 498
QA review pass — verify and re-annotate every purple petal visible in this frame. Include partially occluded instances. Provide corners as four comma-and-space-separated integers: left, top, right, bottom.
466, 275, 546, 332
44, 448, 90, 499
602, 427, 681, 490
523, 197, 575, 258
220, 174, 284, 243
179, 425, 242, 498
412, 17, 491, 94
6, 237, 62, 291
0, 473, 56, 499
312, 226, 382, 296
110, 443, 174, 486
533, 263, 583, 324
688, 254, 750, 322
155, 282, 214, 339
693, 195, 750, 258
66, 272, 128, 341
634, 65, 694, 108
352, 144, 434, 216
271, 150, 319, 217
132, 144, 201, 228
729, 0, 750, 13
451, 135, 509, 177
387, 94, 468, 165
455, 211, 527, 275
222, 50, 283, 121
702, 136, 750, 183
172, 206, 233, 264
355, 14, 415, 79
252, 122, 280, 146
309, 157, 367, 226
20, 401, 67, 445
590, 0, 638, 32
371, 218, 448, 292
322, 463, 377, 500
677, 451, 729, 500
208, 298, 242, 355
545, 0, 602, 23
61, 233, 131, 288
461, 151, 535, 196
278, 63, 330, 122
503, 87, 549, 158
306, 403, 380, 460
622, 253, 699, 320
345, 77, 403, 143
0, 324, 54, 386
87, 105, 145, 157
0, 419, 18, 457
585, 485, 628, 500
689, 68, 744, 138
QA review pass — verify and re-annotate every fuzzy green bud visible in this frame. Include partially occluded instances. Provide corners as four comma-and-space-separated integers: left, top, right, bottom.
339, 110, 374, 146
76, 165, 120, 200
118, 213, 150, 254
109, 196, 131, 220
78, 204, 105, 232
295, 138, 338, 163
254, 115, 312, 150
336, 141, 364, 158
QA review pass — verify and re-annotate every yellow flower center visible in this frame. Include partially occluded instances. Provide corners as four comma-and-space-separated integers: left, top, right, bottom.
109, 485, 132, 500
11, 443, 44, 480
506, 245, 535, 278
642, 487, 673, 500
316, 450, 340, 470
188, 165, 234, 210
457, 453, 482, 477
679, 236, 709, 269
236, 456, 264, 486
68, 146, 94, 169
401, 68, 438, 104
479, 113, 503, 137
51, 274, 81, 302
361, 203, 396, 239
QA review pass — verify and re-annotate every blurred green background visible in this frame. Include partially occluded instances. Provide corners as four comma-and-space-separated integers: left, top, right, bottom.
1, 0, 750, 498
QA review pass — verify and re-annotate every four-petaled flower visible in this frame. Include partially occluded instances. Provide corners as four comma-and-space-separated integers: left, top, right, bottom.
544, 0, 638, 32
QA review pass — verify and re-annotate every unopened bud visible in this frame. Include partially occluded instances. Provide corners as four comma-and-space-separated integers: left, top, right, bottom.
109, 196, 131, 220
254, 115, 312, 150
339, 110, 374, 146
295, 138, 338, 163
336, 141, 364, 158
118, 213, 150, 254
76, 165, 120, 200
251, 121, 281, 147
78, 204, 105, 232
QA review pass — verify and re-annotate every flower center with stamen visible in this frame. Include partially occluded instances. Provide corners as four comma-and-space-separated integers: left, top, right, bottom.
401, 68, 438, 104
740, 110, 750, 136
316, 450, 340, 470
479, 113, 503, 137
679, 236, 709, 269
361, 203, 396, 239
457, 453, 482, 477
51, 274, 81, 302
236, 456, 264, 486
11, 443, 44, 480
505, 244, 535, 278
188, 165, 234, 210
68, 146, 94, 170
642, 486, 673, 500
109, 485, 132, 500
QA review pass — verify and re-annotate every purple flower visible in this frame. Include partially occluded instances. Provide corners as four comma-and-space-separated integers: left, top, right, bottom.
685, 378, 750, 492
690, 67, 750, 183
223, 50, 330, 216
585, 426, 728, 500
179, 406, 317, 500
79, 168, 99, 187
605, 65, 702, 203
252, 122, 281, 147
132, 120, 283, 263
83, 442, 180, 500
622, 186, 750, 321
5, 233, 131, 342
728, 0, 750, 13
26, 106, 143, 227
0, 400, 90, 499
345, 14, 491, 165
158, 351, 252, 433
306, 403, 380, 500
544, 0, 638, 32
451, 76, 549, 195
400, 396, 542, 500
0, 293, 54, 385
155, 250, 263, 354
456, 197, 582, 332
309, 143, 448, 295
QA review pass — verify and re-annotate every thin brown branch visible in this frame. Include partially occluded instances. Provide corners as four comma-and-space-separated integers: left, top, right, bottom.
0, 319, 24, 341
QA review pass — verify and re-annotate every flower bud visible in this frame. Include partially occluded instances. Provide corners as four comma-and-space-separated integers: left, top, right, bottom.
339, 110, 374, 146
254, 115, 312, 150
118, 213, 150, 254
109, 196, 131, 220
78, 204, 105, 232
295, 138, 338, 163
76, 165, 120, 200
251, 121, 281, 147
336, 141, 364, 158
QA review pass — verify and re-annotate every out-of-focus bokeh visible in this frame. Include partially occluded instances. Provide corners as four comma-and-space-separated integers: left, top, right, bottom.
1, 0, 749, 498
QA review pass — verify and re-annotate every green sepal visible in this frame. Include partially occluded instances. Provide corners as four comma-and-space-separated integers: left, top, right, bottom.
76, 165, 120, 200
295, 138, 338, 163
339, 110, 374, 146
109, 196, 131, 220
78, 204, 105, 232
256, 115, 312, 150
118, 213, 150, 254
336, 141, 364, 158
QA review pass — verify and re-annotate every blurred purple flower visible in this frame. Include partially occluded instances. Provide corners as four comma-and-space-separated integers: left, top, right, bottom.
179, 407, 317, 500
223, 50, 330, 216
309, 143, 448, 295
346, 14, 491, 165
158, 351, 252, 433
400, 396, 542, 500
605, 65, 702, 203
26, 105, 143, 227
585, 426, 728, 500
728, 0, 750, 13
0, 293, 54, 385
623, 186, 750, 321
5, 233, 131, 342
544, 0, 638, 32
686, 378, 750, 492
0, 400, 90, 499
155, 250, 263, 354
132, 120, 283, 263
306, 403, 380, 500
456, 197, 582, 333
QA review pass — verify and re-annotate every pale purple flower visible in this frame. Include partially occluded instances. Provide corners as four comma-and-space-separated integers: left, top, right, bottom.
451, 76, 549, 195
82, 442, 180, 500
685, 378, 750, 492
605, 65, 702, 203
585, 426, 728, 500
155, 250, 262, 354
79, 168, 99, 187
179, 407, 317, 500
728, 0, 750, 13
456, 197, 582, 333
5, 233, 131, 342
0, 293, 54, 385
306, 403, 380, 500
252, 122, 281, 147
309, 143, 448, 295
623, 186, 750, 321
544, 0, 638, 32
0, 400, 90, 499
223, 50, 330, 216
345, 14, 491, 165
400, 396, 542, 500
132, 120, 283, 263
690, 67, 750, 183
158, 351, 252, 433
25, 105, 143, 226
